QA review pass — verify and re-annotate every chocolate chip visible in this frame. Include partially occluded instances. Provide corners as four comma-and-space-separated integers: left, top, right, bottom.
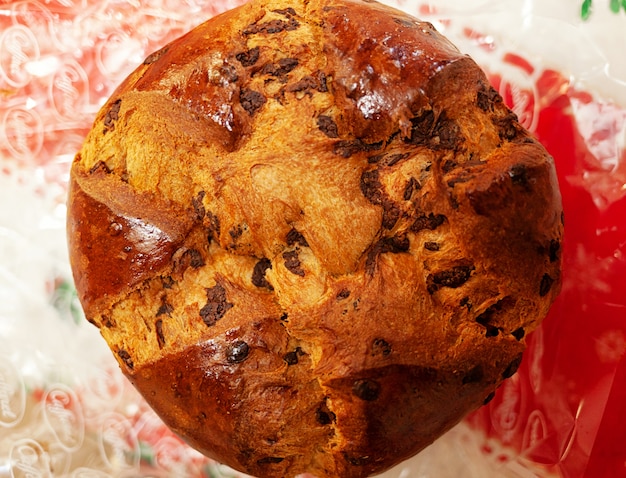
240, 88, 266, 115
503, 354, 523, 379
192, 191, 206, 220
206, 211, 221, 239
477, 84, 501, 112
183, 249, 204, 269
365, 235, 410, 275
161, 276, 175, 289
199, 283, 233, 326
286, 228, 308, 247
462, 365, 484, 384
386, 153, 410, 166
273, 7, 297, 16
317, 115, 339, 138
424, 241, 440, 251
336, 289, 350, 300
483, 391, 496, 405
334, 139, 383, 158
352, 379, 380, 401
244, 18, 299, 35
261, 57, 299, 76
509, 164, 529, 187
155, 319, 166, 348
407, 109, 435, 145
229, 225, 243, 240
156, 301, 174, 317
427, 264, 474, 294
484, 325, 500, 337
411, 213, 446, 232
89, 160, 111, 175
403, 177, 421, 200
315, 401, 336, 425
511, 327, 526, 341
360, 169, 383, 204
235, 46, 260, 67
283, 250, 305, 276
372, 338, 391, 357
103, 99, 122, 133
219, 63, 239, 83
226, 340, 250, 364
495, 113, 520, 141
257, 457, 284, 465
549, 239, 561, 263
252, 258, 273, 290
117, 349, 134, 370
283, 347, 303, 365
539, 273, 554, 297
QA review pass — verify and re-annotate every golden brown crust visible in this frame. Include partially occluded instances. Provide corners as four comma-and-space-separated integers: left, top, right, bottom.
67, 0, 564, 477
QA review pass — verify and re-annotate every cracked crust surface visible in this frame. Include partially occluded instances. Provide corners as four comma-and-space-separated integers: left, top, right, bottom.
67, 0, 564, 477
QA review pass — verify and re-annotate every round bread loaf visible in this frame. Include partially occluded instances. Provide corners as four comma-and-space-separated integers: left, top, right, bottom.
67, 0, 564, 476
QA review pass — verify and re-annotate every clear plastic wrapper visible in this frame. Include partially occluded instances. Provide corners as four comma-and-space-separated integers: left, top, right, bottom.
1, 1, 625, 476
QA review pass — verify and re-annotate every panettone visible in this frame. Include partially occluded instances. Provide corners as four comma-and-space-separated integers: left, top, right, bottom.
67, 0, 564, 476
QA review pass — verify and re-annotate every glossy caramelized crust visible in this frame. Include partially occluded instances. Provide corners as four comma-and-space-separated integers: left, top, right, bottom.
67, 0, 564, 476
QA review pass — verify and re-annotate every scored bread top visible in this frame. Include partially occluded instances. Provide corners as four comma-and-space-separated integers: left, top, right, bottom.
67, 0, 564, 477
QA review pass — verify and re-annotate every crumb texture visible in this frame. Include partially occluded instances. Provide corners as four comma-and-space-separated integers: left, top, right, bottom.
67, 0, 564, 477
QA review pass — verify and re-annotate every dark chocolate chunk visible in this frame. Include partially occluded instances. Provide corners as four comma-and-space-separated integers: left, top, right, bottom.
161, 276, 175, 289
483, 391, 496, 405
229, 225, 243, 240
117, 349, 134, 370
360, 169, 383, 204
403, 177, 421, 200
317, 115, 339, 138
386, 152, 410, 166
365, 235, 410, 275
156, 301, 174, 317
226, 340, 250, 364
283, 250, 305, 276
103, 99, 122, 133
462, 365, 484, 384
336, 289, 350, 300
509, 164, 530, 187
484, 325, 500, 337
283, 347, 303, 365
315, 401, 336, 425
333, 139, 383, 158
539, 273, 554, 297
477, 84, 501, 112
424, 241, 440, 251
206, 211, 221, 239
155, 319, 166, 348
252, 258, 273, 290
427, 264, 474, 294
240, 88, 266, 115
503, 354, 523, 379
192, 191, 206, 220
261, 57, 299, 77
219, 63, 239, 83
244, 17, 299, 35
89, 160, 111, 175
495, 112, 520, 141
352, 379, 380, 401
511, 327, 526, 341
235, 46, 260, 67
273, 7, 297, 16
549, 239, 561, 263
183, 249, 205, 269
257, 457, 284, 465
407, 109, 435, 145
411, 213, 446, 232
199, 283, 233, 326
286, 228, 309, 247
372, 338, 392, 357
